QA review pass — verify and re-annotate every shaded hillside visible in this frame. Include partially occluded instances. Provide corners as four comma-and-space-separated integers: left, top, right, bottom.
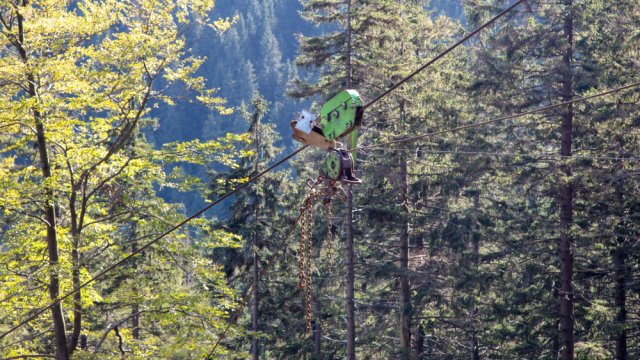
148, 0, 317, 212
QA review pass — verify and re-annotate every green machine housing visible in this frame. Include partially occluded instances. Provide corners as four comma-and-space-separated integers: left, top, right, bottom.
319, 89, 364, 149
320, 90, 363, 183
290, 89, 364, 183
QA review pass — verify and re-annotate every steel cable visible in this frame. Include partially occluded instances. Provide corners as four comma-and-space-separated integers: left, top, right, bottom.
0, 146, 308, 341
0, 0, 535, 349
353, 81, 640, 152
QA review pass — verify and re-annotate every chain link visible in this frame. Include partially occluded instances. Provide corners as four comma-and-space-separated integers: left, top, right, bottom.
305, 197, 314, 334
324, 198, 334, 277
298, 205, 307, 290
296, 178, 343, 335
298, 183, 318, 335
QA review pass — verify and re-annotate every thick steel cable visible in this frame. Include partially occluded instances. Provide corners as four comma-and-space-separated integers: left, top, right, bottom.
354, 81, 640, 152
378, 148, 640, 163
363, 0, 527, 110
0, 145, 308, 341
2, 0, 531, 349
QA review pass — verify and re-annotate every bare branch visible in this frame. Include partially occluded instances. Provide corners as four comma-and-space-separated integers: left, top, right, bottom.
93, 310, 148, 354
78, 157, 133, 231
81, 210, 131, 228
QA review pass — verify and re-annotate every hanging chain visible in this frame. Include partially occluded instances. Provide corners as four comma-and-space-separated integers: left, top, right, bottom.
298, 205, 307, 290
305, 196, 314, 335
297, 179, 320, 334
296, 177, 345, 335
324, 198, 334, 277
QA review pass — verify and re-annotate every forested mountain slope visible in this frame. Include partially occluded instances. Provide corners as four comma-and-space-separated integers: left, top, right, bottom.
149, 0, 317, 212
1, 1, 638, 359
215, 0, 640, 359
150, 0, 464, 212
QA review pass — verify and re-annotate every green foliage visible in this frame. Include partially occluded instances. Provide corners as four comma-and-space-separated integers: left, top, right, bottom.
209, 93, 303, 356
0, 0, 246, 358
2, 0, 639, 359
283, 0, 640, 359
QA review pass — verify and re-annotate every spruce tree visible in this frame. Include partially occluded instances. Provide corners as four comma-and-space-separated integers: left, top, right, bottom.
465, 0, 640, 358
210, 93, 301, 357
291, 1, 375, 357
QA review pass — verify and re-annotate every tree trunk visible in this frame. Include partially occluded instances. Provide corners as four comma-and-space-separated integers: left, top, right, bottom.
553, 289, 560, 357
68, 190, 81, 354
345, 185, 356, 360
344, 1, 356, 359
399, 142, 411, 357
251, 106, 262, 360
414, 324, 425, 360
345, 0, 352, 88
69, 235, 82, 353
131, 222, 141, 341
17, 2, 69, 356
614, 245, 627, 360
132, 303, 141, 342
37, 120, 69, 360
470, 194, 480, 360
558, 1, 574, 359
252, 237, 259, 360
470, 332, 479, 360
614, 181, 627, 360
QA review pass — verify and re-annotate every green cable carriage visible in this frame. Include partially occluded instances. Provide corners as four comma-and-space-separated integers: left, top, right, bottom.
291, 90, 363, 183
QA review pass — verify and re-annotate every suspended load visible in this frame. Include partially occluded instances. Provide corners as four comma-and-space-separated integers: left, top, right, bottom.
291, 90, 363, 183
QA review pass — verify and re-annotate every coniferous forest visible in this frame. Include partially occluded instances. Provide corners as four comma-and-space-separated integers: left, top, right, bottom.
0, 0, 639, 359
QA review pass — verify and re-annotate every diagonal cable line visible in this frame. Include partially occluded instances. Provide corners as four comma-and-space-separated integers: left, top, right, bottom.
0, 0, 530, 347
363, 0, 528, 110
354, 81, 640, 152
0, 145, 308, 341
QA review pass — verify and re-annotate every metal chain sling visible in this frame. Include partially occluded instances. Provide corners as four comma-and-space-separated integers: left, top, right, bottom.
305, 196, 313, 334
297, 177, 342, 334
298, 183, 320, 334
298, 205, 307, 291
324, 197, 334, 277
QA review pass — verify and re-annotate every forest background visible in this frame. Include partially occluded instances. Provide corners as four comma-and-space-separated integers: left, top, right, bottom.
0, 0, 638, 359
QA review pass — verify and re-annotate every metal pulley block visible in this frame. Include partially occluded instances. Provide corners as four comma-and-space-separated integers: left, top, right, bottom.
324, 149, 361, 184
290, 90, 363, 151
290, 90, 364, 185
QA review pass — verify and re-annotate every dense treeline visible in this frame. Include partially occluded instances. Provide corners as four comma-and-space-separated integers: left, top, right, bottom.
151, 0, 314, 214
0, 0, 245, 358
221, 0, 640, 359
1, 0, 639, 359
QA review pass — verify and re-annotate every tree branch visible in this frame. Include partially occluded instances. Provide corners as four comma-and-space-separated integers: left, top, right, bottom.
113, 326, 126, 355
78, 157, 133, 231
93, 312, 142, 354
